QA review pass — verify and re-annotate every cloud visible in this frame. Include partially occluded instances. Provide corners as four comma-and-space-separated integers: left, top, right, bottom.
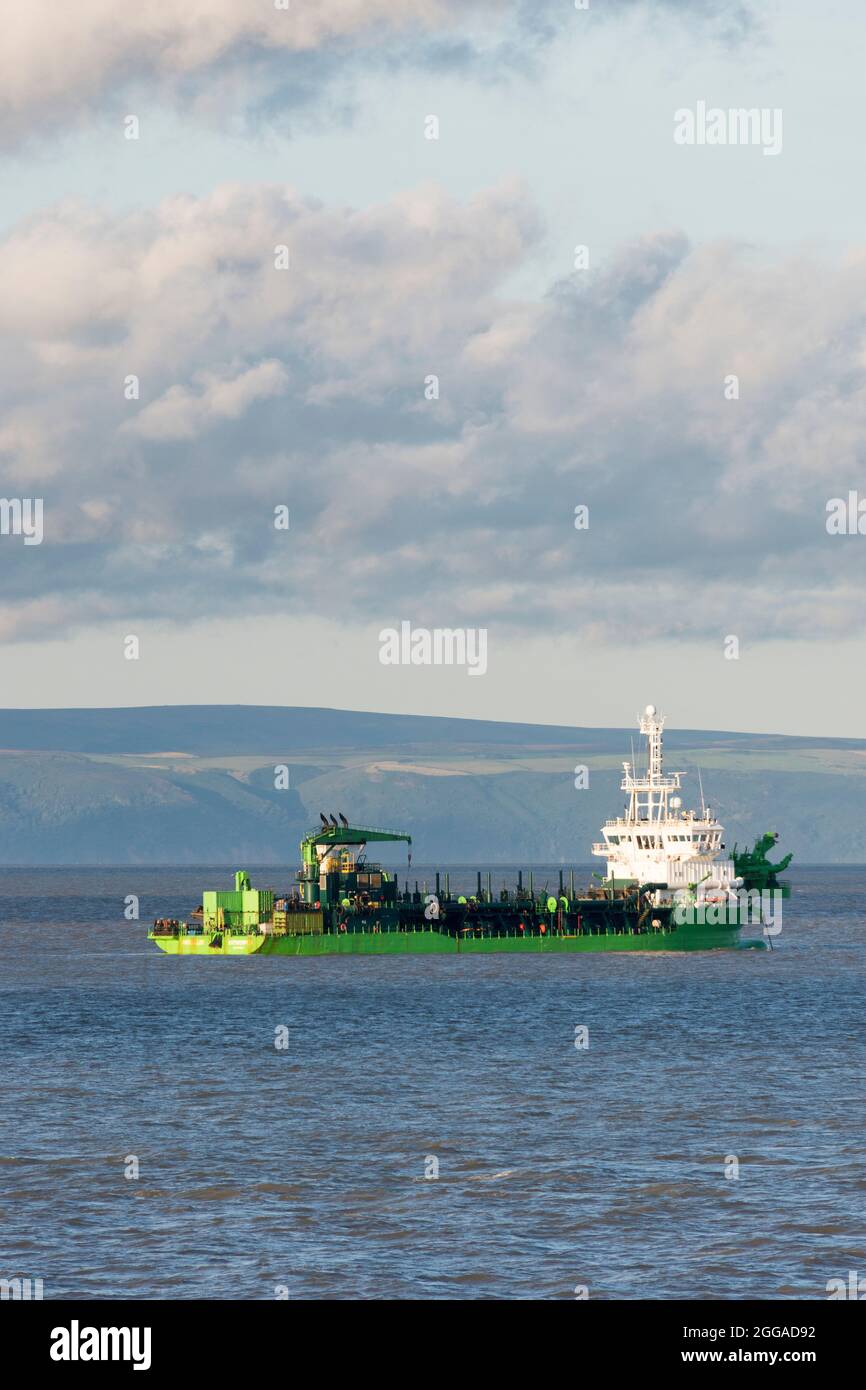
0, 1, 756, 146
3, 177, 857, 649
124, 360, 290, 441
0, 2, 478, 143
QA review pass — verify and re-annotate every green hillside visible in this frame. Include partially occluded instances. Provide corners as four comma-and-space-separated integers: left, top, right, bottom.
0, 705, 862, 863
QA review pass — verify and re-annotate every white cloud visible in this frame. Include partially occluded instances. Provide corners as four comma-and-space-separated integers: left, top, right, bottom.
2, 178, 859, 648
0, 2, 510, 142
125, 360, 290, 441
0, 1, 755, 144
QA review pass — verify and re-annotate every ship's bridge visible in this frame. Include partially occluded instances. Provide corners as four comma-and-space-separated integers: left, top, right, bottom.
593, 817, 724, 858
592, 706, 734, 889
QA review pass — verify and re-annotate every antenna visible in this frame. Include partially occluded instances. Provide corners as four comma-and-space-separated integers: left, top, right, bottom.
698, 766, 706, 819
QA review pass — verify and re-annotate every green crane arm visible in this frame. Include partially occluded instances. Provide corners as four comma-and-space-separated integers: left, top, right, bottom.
300, 824, 411, 866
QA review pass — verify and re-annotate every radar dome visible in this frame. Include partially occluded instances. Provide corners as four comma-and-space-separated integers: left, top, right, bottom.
671, 797, 681, 809
645, 704, 656, 717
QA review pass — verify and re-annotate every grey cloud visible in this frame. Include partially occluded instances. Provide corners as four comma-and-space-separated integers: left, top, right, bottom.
2, 179, 854, 650
0, 1, 758, 146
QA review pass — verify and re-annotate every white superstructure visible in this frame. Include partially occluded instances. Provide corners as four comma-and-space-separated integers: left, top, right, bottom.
592, 705, 739, 896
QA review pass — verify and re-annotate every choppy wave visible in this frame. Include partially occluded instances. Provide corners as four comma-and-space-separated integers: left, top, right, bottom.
1, 864, 865, 1299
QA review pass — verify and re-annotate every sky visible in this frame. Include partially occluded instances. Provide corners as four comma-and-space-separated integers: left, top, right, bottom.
1, 0, 866, 737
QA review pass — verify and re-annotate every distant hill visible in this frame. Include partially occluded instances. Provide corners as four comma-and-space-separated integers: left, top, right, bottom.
2, 704, 862, 756
0, 705, 862, 864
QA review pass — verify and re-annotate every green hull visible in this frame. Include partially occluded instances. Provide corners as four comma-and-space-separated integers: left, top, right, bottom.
149, 924, 765, 956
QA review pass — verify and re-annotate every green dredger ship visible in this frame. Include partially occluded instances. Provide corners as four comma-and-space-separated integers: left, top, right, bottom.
149, 705, 791, 957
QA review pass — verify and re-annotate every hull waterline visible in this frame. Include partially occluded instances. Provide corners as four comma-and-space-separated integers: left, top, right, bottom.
149, 923, 767, 956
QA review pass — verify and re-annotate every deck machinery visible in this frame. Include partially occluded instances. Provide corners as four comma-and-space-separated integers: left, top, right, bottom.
298, 820, 412, 909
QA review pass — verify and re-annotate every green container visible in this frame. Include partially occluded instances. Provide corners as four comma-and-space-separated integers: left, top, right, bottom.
202, 885, 274, 929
